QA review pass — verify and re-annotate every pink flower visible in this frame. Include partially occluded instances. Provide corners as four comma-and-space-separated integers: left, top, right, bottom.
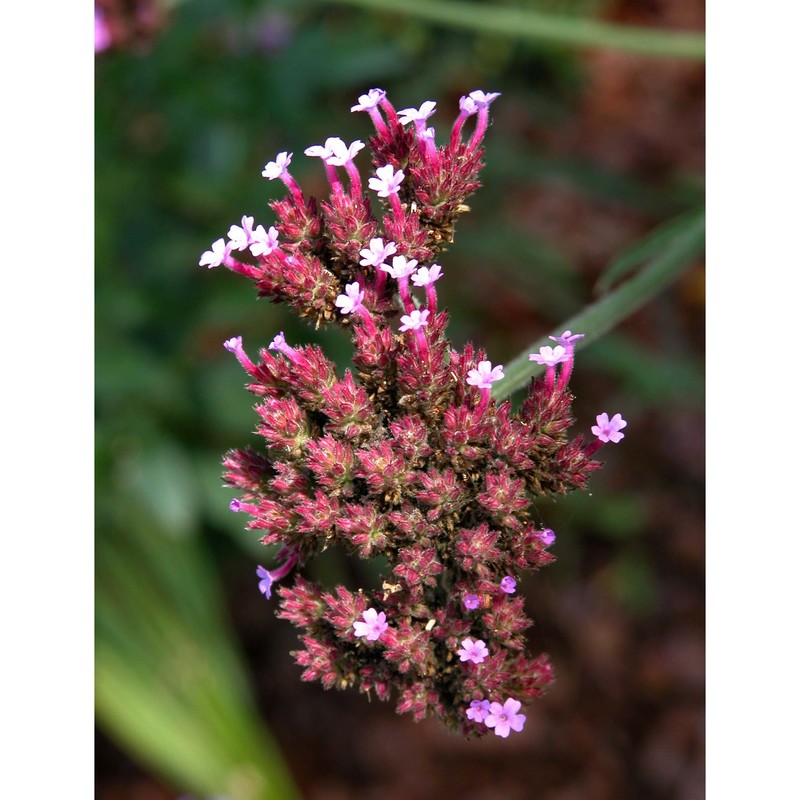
538, 528, 556, 547
485, 698, 526, 738
368, 164, 404, 197
499, 576, 516, 595
467, 90, 501, 109
353, 608, 388, 641
463, 594, 480, 610
359, 237, 397, 268
261, 151, 293, 180
458, 95, 480, 116
381, 255, 418, 280
304, 137, 364, 166
466, 361, 504, 390
528, 345, 568, 366
549, 330, 585, 348
335, 282, 365, 315
466, 699, 491, 723
591, 412, 627, 444
227, 215, 256, 251
199, 238, 229, 269
95, 9, 112, 52
457, 638, 489, 664
268, 331, 299, 361
410, 264, 443, 287
397, 101, 437, 126
351, 88, 386, 112
399, 309, 429, 332
256, 565, 274, 599
249, 225, 280, 257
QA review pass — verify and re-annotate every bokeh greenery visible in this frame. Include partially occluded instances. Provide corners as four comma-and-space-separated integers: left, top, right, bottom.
96, 0, 704, 797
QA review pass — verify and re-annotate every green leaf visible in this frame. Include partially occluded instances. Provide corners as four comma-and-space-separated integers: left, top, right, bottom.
317, 0, 705, 59
495, 209, 705, 399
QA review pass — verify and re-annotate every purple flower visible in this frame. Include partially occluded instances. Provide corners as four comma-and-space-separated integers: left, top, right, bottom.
334, 282, 365, 316
466, 699, 491, 723
463, 593, 480, 610
223, 336, 243, 354
591, 412, 627, 444
397, 101, 437, 126
549, 330, 585, 348
399, 309, 430, 332
353, 608, 388, 641
249, 225, 280, 257
528, 345, 569, 366
229, 499, 243, 512
485, 698, 526, 738
457, 638, 489, 664
368, 164, 404, 197
261, 151, 293, 180
256, 565, 274, 599
410, 264, 443, 287
351, 88, 386, 112
499, 576, 516, 595
199, 238, 229, 269
466, 360, 504, 390
538, 528, 556, 547
359, 237, 397, 268
95, 9, 112, 52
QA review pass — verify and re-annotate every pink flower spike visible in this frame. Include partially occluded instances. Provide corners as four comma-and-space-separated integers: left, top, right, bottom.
591, 412, 627, 444
261, 151, 293, 180
463, 594, 480, 610
382, 255, 418, 280
499, 576, 517, 595
549, 330, 585, 349
466, 699, 491, 723
397, 101, 437, 128
399, 309, 429, 332
335, 282, 365, 316
199, 238, 229, 269
353, 608, 388, 642
485, 698, 526, 738
368, 164, 405, 197
410, 264, 443, 287
351, 88, 386, 112
457, 638, 489, 665
359, 237, 398, 268
528, 345, 569, 367
466, 360, 505, 390
249, 225, 280, 257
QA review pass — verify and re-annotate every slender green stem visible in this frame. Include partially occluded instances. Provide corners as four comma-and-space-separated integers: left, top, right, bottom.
495, 210, 705, 400
318, 0, 705, 60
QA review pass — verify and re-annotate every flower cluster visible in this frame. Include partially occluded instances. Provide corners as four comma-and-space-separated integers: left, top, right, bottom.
205, 88, 627, 737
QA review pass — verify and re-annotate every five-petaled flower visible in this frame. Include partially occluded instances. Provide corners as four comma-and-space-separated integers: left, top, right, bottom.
466, 360, 504, 390
399, 309, 430, 332
261, 151, 293, 180
249, 225, 280, 257
549, 330, 585, 349
485, 698, 526, 738
467, 90, 501, 109
335, 282, 365, 315
351, 88, 386, 112
199, 238, 229, 269
411, 264, 443, 286
353, 608, 389, 641
591, 412, 627, 444
500, 576, 517, 595
397, 101, 437, 126
528, 345, 569, 366
382, 255, 418, 280
466, 699, 491, 723
368, 164, 404, 197
538, 529, 556, 547
227, 216, 256, 251
457, 638, 489, 664
359, 237, 397, 268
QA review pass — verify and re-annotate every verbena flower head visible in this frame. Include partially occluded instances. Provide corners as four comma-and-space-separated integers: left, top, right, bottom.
206, 89, 620, 737
591, 412, 628, 443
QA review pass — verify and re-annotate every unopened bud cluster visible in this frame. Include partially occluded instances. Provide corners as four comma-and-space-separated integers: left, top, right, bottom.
203, 88, 626, 737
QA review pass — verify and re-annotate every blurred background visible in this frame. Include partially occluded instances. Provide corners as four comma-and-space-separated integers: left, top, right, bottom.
95, 0, 704, 798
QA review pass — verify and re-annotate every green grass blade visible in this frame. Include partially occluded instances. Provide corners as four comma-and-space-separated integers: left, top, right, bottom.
495, 209, 705, 399
318, 0, 705, 59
